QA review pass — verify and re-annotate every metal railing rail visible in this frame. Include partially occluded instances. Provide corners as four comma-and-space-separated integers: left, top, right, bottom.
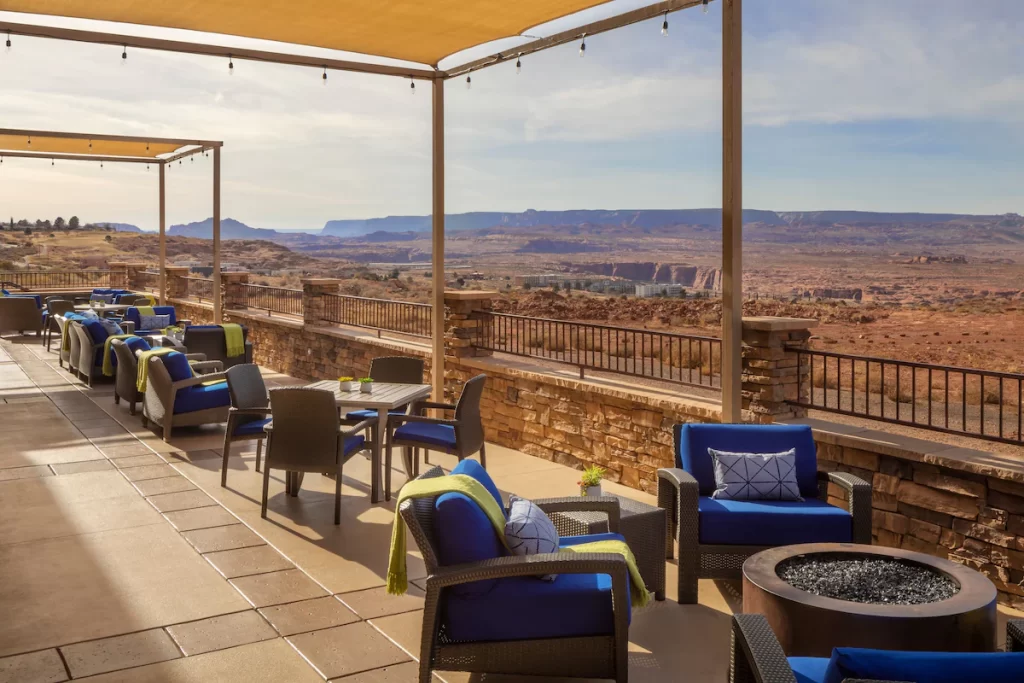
183, 276, 215, 303
475, 311, 722, 389
321, 294, 431, 338
0, 270, 112, 290
240, 283, 303, 316
795, 348, 1024, 445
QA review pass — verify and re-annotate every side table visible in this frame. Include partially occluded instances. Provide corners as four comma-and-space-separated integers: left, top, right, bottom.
549, 494, 666, 601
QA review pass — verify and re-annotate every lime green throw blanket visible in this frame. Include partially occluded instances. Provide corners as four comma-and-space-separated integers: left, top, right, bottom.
101, 334, 135, 377
387, 474, 651, 608
221, 323, 244, 358
135, 347, 177, 392
136, 305, 155, 317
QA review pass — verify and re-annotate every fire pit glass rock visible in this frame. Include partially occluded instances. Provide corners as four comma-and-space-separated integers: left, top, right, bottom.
777, 554, 959, 605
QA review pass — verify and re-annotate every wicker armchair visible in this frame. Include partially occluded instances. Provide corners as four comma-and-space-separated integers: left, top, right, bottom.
730, 614, 1024, 683
71, 321, 106, 386
141, 352, 228, 441
400, 464, 630, 683
261, 387, 375, 524
222, 364, 272, 487
182, 324, 253, 369
658, 424, 871, 604
386, 373, 486, 500
44, 300, 74, 352
111, 338, 206, 415
67, 319, 84, 376
0, 296, 43, 337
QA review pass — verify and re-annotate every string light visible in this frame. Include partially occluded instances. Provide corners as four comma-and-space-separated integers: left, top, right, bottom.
515, 54, 522, 74
146, 163, 150, 171
662, 12, 669, 36
322, 66, 328, 85
702, 0, 709, 14
51, 158, 54, 167
26, 137, 31, 146
466, 75, 471, 90
228, 54, 234, 75
579, 33, 586, 58
5, 31, 10, 53
121, 45, 127, 63
409, 77, 415, 94
100, 161, 104, 169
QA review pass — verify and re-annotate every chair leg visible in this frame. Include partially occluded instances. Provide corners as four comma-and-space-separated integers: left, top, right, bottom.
221, 440, 231, 488
335, 464, 343, 525
261, 463, 271, 519
129, 400, 137, 416
163, 418, 172, 442
479, 442, 487, 469
385, 442, 393, 503
255, 439, 263, 473
114, 391, 120, 405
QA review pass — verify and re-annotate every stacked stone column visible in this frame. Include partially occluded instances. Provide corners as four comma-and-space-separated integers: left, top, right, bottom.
106, 262, 129, 290
163, 266, 190, 300
122, 262, 151, 291
301, 279, 342, 326
740, 317, 817, 423
220, 272, 250, 311
443, 290, 495, 360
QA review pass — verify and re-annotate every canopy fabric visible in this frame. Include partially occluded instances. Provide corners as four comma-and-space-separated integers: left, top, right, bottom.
0, 0, 610, 66
0, 133, 185, 158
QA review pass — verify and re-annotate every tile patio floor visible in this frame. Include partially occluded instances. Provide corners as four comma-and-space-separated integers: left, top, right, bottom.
0, 333, 1020, 682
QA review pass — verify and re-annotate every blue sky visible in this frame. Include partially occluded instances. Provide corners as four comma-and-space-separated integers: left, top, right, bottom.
0, 0, 1021, 232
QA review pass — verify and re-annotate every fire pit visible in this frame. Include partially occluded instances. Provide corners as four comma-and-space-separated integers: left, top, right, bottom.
743, 543, 996, 657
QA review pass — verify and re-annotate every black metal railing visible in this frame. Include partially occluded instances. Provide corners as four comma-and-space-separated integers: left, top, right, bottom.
322, 294, 431, 338
795, 349, 1024, 445
184, 277, 215, 303
241, 284, 303, 316
475, 312, 722, 389
0, 270, 112, 290
137, 270, 161, 291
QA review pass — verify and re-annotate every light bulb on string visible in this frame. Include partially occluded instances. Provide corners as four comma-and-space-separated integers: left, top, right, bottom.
410, 78, 415, 94
579, 34, 586, 57
121, 45, 127, 64
26, 137, 31, 146
51, 158, 54, 167
5, 31, 10, 53
228, 54, 234, 75
702, 0, 709, 14
466, 75, 471, 90
662, 12, 669, 36
322, 66, 328, 85
515, 54, 522, 74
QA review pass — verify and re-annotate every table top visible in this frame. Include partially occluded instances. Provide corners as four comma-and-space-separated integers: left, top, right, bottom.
552, 493, 663, 521
74, 304, 131, 312
305, 380, 432, 409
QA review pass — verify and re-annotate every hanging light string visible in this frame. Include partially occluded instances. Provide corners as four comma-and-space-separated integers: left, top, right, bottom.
409, 77, 415, 94
662, 12, 669, 36
579, 33, 586, 57
515, 53, 522, 74
466, 75, 471, 89
5, 30, 10, 52
121, 44, 127, 63
322, 66, 328, 84
702, 0, 709, 13
228, 54, 234, 74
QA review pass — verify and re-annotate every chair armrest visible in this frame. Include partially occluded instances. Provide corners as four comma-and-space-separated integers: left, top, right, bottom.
179, 319, 192, 327
658, 467, 699, 568
340, 417, 378, 436
1008, 619, 1024, 652
189, 360, 224, 375
413, 400, 456, 413
427, 552, 628, 590
819, 470, 872, 544
731, 614, 798, 683
229, 407, 271, 417
533, 497, 621, 534
171, 372, 226, 390
388, 413, 459, 427
184, 353, 207, 361
122, 321, 136, 334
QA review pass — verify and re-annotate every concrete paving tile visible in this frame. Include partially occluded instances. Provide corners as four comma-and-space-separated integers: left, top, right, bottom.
180, 524, 264, 554
166, 610, 277, 657
340, 584, 425, 620
0, 443, 105, 468
146, 490, 217, 513
258, 596, 359, 637
119, 464, 178, 481
110, 454, 164, 469
132, 476, 197, 497
75, 638, 323, 682
80, 425, 131, 439
99, 444, 156, 458
0, 465, 53, 482
204, 545, 294, 579
163, 507, 239, 532
332, 661, 423, 683
230, 569, 329, 608
51, 460, 115, 475
288, 622, 412, 679
61, 629, 181, 679
0, 648, 67, 683
166, 449, 222, 464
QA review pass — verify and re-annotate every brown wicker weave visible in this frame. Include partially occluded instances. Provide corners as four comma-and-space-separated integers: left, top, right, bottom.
658, 427, 872, 604
44, 300, 74, 352
183, 324, 253, 369
730, 613, 1024, 683
141, 354, 228, 441
400, 466, 630, 683
71, 321, 106, 386
344, 355, 426, 452
0, 296, 43, 338
222, 363, 271, 487
111, 339, 206, 416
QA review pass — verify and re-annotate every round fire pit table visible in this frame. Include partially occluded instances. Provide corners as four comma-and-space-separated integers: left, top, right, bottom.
743, 543, 996, 657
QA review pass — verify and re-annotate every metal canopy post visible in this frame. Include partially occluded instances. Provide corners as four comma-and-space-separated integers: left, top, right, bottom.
158, 162, 167, 303
213, 146, 222, 322
721, 0, 742, 423
431, 76, 446, 402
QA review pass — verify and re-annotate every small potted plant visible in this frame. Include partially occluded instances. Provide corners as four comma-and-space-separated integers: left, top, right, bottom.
338, 376, 358, 392
358, 377, 374, 394
164, 325, 184, 343
579, 464, 606, 497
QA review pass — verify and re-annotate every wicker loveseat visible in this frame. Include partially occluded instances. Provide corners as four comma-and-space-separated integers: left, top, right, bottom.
400, 460, 631, 683
0, 296, 43, 337
142, 351, 229, 440
657, 423, 871, 604
182, 324, 253, 369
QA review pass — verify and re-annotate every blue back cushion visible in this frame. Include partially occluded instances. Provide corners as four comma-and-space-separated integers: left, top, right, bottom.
83, 320, 110, 344
125, 336, 152, 354
162, 351, 193, 381
451, 459, 504, 512
676, 423, 819, 498
824, 648, 1024, 683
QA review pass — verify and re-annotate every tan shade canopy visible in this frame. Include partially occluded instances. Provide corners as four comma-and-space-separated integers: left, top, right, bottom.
0, 0, 609, 66
0, 133, 185, 158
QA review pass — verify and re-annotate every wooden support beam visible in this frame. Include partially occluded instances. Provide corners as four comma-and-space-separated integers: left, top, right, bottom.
213, 147, 222, 322
159, 164, 167, 304
431, 77, 446, 403
0, 150, 155, 164
721, 0, 742, 423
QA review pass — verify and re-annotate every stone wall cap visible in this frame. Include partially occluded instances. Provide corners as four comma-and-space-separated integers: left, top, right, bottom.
219, 271, 250, 280
164, 266, 191, 272
300, 278, 343, 285
444, 290, 498, 300
107, 261, 127, 266
743, 316, 819, 331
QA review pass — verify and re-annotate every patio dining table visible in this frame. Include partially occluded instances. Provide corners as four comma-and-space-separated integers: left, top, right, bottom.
305, 380, 432, 503
73, 303, 132, 317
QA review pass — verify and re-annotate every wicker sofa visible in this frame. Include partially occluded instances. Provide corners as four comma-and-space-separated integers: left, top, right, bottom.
730, 613, 1024, 683
657, 424, 872, 604
0, 296, 43, 337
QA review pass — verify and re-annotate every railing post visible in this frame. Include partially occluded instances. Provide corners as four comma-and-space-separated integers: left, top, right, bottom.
301, 278, 342, 326
443, 290, 496, 360
741, 316, 817, 423
107, 262, 130, 290
162, 266, 190, 302
220, 272, 249, 311
122, 262, 150, 292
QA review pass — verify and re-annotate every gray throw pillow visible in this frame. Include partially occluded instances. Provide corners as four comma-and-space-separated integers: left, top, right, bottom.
710, 448, 803, 501
139, 314, 171, 330
505, 495, 560, 581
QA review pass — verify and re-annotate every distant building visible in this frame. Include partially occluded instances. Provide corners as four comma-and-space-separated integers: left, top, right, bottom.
635, 283, 683, 298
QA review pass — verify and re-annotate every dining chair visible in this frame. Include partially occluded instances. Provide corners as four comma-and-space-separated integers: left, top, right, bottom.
343, 355, 425, 450
45, 300, 75, 352
222, 363, 272, 487
261, 387, 376, 524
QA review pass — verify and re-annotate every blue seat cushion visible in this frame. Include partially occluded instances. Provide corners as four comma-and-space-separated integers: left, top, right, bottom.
824, 648, 1024, 683
451, 458, 503, 512
392, 422, 456, 450
676, 423, 820, 498
444, 533, 630, 642
162, 352, 194, 382
698, 497, 852, 545
83, 320, 110, 344
342, 434, 366, 456
345, 408, 406, 421
789, 657, 829, 683
234, 417, 271, 437
173, 382, 230, 414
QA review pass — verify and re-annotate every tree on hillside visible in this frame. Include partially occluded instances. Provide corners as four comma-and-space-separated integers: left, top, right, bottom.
68, 216, 80, 230
53, 217, 65, 230
23, 228, 32, 236
104, 235, 112, 243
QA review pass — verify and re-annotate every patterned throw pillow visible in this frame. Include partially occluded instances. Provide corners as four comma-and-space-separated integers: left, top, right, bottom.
710, 448, 803, 501
98, 319, 124, 337
139, 314, 171, 331
505, 495, 561, 581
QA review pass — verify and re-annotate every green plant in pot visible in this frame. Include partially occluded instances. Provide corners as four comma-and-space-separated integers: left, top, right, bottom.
579, 464, 605, 497
359, 377, 374, 394
338, 376, 358, 392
